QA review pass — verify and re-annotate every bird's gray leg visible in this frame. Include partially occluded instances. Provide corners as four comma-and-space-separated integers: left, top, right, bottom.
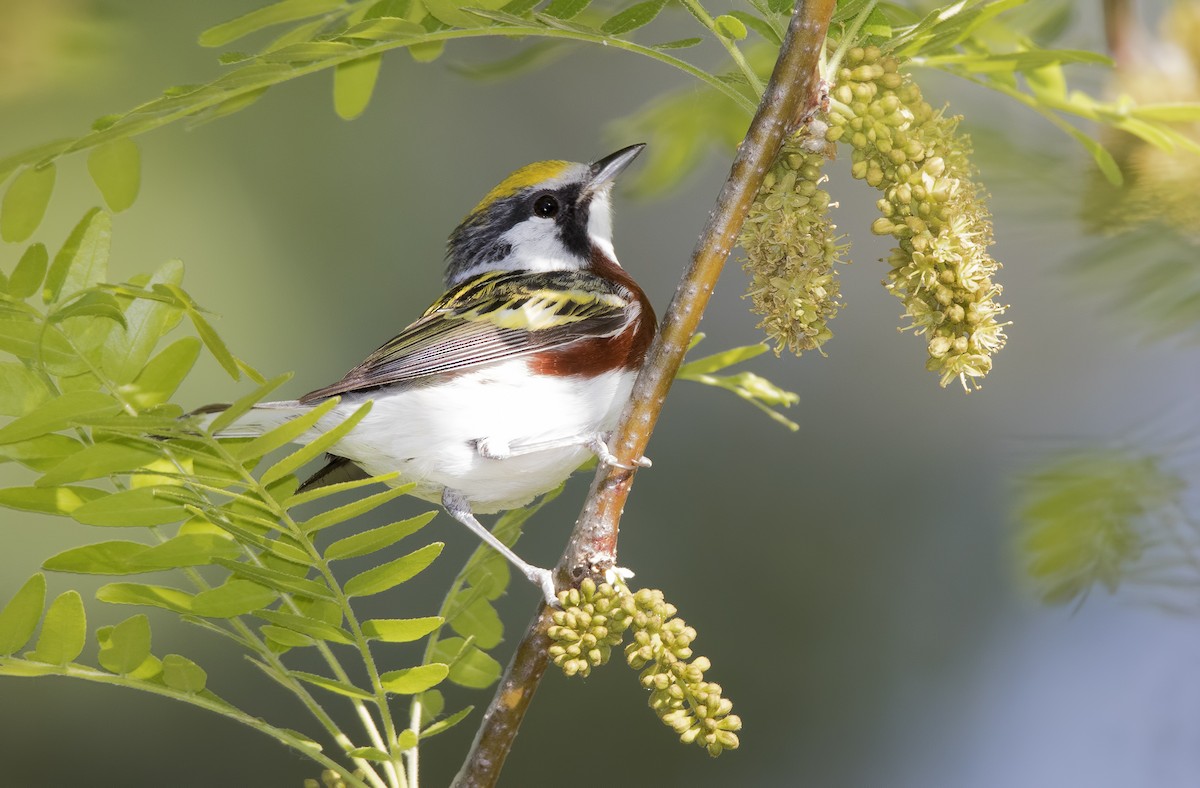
441, 489, 559, 606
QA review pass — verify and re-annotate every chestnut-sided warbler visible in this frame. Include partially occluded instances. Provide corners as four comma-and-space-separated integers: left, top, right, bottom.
208, 145, 655, 603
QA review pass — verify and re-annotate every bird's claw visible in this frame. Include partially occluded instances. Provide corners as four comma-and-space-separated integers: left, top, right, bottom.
589, 436, 651, 470
529, 567, 561, 608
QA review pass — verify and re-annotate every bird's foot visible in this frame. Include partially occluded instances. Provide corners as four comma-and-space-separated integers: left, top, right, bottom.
588, 435, 651, 470
528, 567, 561, 608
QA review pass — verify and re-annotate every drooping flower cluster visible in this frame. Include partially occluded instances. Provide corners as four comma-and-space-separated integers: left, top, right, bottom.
624, 589, 741, 756
547, 578, 632, 678
547, 582, 740, 756
739, 130, 846, 356
829, 46, 1008, 390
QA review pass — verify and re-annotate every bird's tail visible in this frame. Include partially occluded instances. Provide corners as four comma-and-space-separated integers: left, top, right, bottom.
191, 400, 311, 438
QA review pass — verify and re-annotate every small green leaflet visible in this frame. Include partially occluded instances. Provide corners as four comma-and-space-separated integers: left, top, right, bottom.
361, 616, 443, 643
301, 485, 413, 533
380, 663, 449, 694
431, 636, 502, 689
346, 747, 391, 763
259, 400, 372, 486
323, 511, 437, 560
543, 0, 591, 20
713, 14, 747, 40
231, 397, 340, 462
343, 542, 444, 597
161, 653, 207, 693
1, 164, 56, 244
0, 574, 46, 656
290, 670, 375, 700
262, 625, 314, 648
0, 485, 106, 516
599, 0, 667, 35
102, 258, 186, 385
44, 208, 111, 305
87, 139, 141, 212
44, 541, 151, 574
96, 582, 195, 614
198, 0, 346, 47
448, 596, 503, 649
421, 705, 475, 739
0, 362, 51, 418
0, 434, 84, 472
72, 487, 191, 527
9, 244, 48, 299
333, 55, 383, 120
190, 579, 277, 618
29, 590, 86, 665
126, 337, 202, 409
97, 614, 152, 675
252, 609, 353, 644
36, 441, 162, 487
0, 390, 121, 446
214, 558, 334, 600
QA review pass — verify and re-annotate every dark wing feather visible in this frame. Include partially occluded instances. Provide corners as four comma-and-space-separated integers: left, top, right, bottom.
299, 270, 633, 403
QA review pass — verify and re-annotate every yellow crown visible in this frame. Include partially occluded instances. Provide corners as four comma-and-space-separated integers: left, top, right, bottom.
469, 160, 571, 216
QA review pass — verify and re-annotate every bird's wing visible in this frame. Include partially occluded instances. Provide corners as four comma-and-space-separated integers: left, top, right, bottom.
299, 270, 633, 402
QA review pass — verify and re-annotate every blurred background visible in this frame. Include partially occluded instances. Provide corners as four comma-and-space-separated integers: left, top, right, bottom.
2, 0, 1200, 785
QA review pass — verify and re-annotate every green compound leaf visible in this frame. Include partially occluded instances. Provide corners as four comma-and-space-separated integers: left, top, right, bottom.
72, 487, 191, 527
44, 208, 110, 305
361, 616, 443, 643
0, 485, 107, 516
380, 663, 449, 694
333, 54, 383, 120
96, 582, 194, 614
323, 511, 436, 560
199, 0, 345, 47
0, 390, 121, 446
49, 291, 127, 326
289, 670, 375, 701
161, 654, 207, 693
431, 636, 502, 689
599, 0, 667, 35
204, 372, 292, 435
260, 400, 372, 486
343, 542, 444, 597
97, 614, 151, 674
36, 441, 162, 487
0, 574, 46, 656
87, 139, 141, 212
127, 337, 203, 409
190, 579, 277, 618
1, 165, 56, 244
9, 243, 49, 299
29, 590, 86, 665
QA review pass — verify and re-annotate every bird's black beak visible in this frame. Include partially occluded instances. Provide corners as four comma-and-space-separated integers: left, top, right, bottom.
585, 144, 645, 195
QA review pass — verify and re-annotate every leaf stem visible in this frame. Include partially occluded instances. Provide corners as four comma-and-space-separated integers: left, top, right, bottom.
679, 0, 764, 95
0, 658, 372, 788
451, 2, 836, 784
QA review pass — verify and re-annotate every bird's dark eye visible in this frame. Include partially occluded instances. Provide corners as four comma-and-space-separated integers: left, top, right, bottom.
533, 194, 560, 218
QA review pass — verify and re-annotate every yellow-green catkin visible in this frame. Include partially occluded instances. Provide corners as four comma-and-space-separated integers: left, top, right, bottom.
739, 130, 846, 356
830, 46, 1008, 390
547, 579, 632, 678
624, 589, 741, 757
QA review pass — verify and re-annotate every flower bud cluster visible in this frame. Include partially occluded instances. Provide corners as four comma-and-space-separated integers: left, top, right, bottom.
548, 578, 632, 678
829, 46, 1008, 390
304, 770, 351, 788
739, 131, 847, 356
624, 588, 741, 756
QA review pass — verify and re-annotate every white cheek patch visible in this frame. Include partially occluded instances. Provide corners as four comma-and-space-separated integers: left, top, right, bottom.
588, 193, 617, 262
497, 218, 575, 272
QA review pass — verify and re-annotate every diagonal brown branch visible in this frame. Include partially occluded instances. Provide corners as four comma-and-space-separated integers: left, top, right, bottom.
452, 2, 835, 785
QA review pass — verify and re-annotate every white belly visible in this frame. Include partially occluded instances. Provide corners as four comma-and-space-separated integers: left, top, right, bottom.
315, 361, 636, 513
